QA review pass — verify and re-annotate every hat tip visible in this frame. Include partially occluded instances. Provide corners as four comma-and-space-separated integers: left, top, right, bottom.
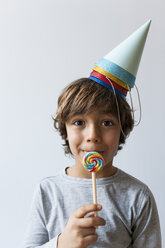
146, 19, 152, 26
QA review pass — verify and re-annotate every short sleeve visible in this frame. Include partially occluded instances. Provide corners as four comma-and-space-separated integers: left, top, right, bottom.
23, 183, 59, 248
132, 187, 162, 248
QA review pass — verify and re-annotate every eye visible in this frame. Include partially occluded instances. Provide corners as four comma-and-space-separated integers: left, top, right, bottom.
102, 120, 114, 126
73, 120, 85, 126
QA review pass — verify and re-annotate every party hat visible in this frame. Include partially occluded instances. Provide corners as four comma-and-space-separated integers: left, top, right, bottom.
89, 20, 151, 98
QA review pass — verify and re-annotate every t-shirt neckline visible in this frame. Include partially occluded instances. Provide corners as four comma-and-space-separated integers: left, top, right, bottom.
61, 166, 121, 186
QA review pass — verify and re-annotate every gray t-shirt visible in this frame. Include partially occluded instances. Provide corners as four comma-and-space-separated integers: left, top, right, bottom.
24, 168, 162, 248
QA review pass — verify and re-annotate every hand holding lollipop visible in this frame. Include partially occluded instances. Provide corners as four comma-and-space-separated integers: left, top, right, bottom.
83, 152, 104, 218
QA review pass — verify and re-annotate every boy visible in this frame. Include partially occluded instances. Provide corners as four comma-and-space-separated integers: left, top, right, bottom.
24, 21, 162, 247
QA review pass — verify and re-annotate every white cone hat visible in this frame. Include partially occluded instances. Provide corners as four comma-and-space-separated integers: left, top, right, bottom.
89, 20, 151, 98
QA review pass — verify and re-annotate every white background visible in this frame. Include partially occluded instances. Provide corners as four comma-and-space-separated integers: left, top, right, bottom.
0, 0, 164, 247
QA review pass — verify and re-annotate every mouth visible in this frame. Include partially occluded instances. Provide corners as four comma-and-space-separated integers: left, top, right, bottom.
82, 150, 104, 155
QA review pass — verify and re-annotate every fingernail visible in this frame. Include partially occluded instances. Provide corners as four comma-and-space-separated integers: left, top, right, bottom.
97, 204, 102, 210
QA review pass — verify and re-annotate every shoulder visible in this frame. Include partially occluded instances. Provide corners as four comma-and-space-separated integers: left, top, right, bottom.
33, 169, 65, 198
30, 169, 67, 210
117, 169, 155, 205
116, 170, 159, 221
118, 169, 149, 190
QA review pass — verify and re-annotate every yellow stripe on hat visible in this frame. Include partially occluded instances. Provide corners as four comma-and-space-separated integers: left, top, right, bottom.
93, 65, 131, 91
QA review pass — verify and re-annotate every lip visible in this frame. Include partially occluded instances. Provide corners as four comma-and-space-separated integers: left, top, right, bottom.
82, 150, 104, 155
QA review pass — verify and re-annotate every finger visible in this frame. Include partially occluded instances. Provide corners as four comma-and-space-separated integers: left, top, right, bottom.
78, 216, 106, 228
73, 204, 102, 218
82, 233, 98, 246
81, 227, 96, 236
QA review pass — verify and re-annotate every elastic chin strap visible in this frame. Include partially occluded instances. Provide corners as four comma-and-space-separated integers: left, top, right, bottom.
106, 77, 126, 138
128, 83, 142, 126
134, 84, 142, 126
106, 77, 142, 138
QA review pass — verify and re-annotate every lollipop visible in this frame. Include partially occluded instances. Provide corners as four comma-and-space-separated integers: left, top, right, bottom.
83, 152, 104, 220
83, 151, 104, 173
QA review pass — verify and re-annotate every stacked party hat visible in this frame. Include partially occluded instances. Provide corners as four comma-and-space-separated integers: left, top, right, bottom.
89, 20, 151, 98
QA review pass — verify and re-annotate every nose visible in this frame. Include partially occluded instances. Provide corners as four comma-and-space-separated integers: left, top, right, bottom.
85, 124, 101, 143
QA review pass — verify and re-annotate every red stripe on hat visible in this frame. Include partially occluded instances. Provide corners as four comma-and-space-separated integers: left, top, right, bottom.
90, 70, 128, 96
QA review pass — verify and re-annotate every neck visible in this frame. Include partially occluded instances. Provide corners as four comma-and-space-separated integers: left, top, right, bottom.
66, 164, 117, 178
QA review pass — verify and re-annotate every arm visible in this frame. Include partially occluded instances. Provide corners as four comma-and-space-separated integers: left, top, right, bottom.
132, 187, 162, 248
24, 183, 60, 248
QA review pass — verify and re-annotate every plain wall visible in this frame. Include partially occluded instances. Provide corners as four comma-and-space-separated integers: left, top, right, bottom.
0, 0, 164, 247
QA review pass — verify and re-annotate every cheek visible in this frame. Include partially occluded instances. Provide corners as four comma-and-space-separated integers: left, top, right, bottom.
114, 132, 120, 146
67, 129, 82, 149
105, 131, 120, 150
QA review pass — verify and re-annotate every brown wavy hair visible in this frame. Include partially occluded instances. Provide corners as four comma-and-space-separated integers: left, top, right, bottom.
53, 78, 134, 155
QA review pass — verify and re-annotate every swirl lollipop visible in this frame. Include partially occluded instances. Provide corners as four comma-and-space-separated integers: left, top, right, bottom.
83, 151, 104, 173
83, 152, 104, 220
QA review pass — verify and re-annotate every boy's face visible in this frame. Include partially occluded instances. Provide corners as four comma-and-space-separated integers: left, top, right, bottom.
65, 107, 121, 177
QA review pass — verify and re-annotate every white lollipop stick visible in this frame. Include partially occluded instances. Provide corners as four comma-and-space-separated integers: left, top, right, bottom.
92, 172, 98, 217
